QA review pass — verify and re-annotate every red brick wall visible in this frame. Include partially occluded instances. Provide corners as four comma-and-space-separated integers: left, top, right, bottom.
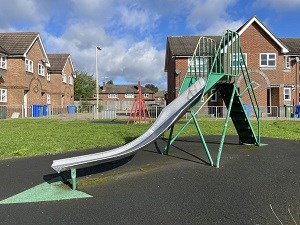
166, 22, 299, 108
0, 37, 74, 113
239, 22, 298, 107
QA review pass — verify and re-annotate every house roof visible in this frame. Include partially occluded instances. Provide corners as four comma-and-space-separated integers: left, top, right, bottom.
167, 36, 221, 56
0, 45, 8, 55
48, 53, 73, 72
280, 38, 300, 55
100, 84, 154, 94
0, 32, 41, 56
154, 90, 166, 98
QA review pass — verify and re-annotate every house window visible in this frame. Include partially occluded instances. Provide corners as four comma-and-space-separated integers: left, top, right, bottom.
144, 93, 150, 98
38, 64, 45, 76
284, 56, 291, 69
211, 88, 217, 102
0, 89, 7, 102
62, 74, 67, 83
260, 53, 276, 67
230, 53, 247, 69
0, 56, 7, 69
47, 94, 51, 104
47, 72, 51, 81
68, 76, 73, 85
284, 87, 291, 101
108, 94, 118, 99
188, 56, 208, 74
125, 94, 134, 98
25, 59, 33, 72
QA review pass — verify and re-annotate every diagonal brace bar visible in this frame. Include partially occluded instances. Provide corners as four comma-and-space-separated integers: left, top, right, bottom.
216, 85, 236, 168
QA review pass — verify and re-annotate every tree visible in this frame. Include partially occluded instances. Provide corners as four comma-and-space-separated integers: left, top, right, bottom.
74, 70, 96, 100
145, 84, 159, 93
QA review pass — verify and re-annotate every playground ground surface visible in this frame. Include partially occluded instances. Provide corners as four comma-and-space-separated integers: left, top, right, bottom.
0, 135, 299, 225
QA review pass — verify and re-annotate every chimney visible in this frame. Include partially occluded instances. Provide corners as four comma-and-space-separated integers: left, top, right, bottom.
102, 82, 106, 92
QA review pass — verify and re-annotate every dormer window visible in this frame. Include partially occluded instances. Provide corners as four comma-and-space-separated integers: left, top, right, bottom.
25, 59, 33, 73
0, 56, 7, 69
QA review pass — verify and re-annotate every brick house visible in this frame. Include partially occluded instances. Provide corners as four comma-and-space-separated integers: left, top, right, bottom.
48, 54, 75, 109
165, 16, 300, 116
99, 83, 154, 102
0, 32, 74, 118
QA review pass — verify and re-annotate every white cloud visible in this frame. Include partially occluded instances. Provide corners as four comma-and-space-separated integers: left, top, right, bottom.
103, 40, 165, 84
118, 5, 160, 32
184, 0, 243, 35
201, 19, 244, 35
45, 21, 166, 89
0, 0, 46, 28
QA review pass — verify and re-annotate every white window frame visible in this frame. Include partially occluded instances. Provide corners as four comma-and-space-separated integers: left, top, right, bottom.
47, 72, 51, 81
230, 53, 247, 69
0, 88, 7, 102
210, 88, 217, 102
0, 56, 7, 69
38, 64, 45, 76
284, 56, 291, 69
62, 74, 67, 83
108, 94, 118, 99
46, 94, 51, 104
125, 93, 134, 99
260, 53, 276, 67
188, 56, 208, 74
284, 87, 291, 101
144, 93, 150, 98
25, 59, 33, 73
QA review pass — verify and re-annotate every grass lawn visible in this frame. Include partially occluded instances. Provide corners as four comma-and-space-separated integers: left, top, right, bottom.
0, 118, 299, 159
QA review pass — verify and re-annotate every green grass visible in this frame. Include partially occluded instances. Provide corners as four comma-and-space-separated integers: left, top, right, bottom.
0, 118, 299, 159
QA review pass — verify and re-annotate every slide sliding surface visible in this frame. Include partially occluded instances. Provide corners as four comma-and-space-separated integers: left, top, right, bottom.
52, 78, 208, 173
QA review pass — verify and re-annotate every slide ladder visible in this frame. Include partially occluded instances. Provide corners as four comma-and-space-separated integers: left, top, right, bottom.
219, 83, 258, 144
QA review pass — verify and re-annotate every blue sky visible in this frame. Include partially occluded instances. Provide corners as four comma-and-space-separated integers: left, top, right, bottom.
0, 0, 299, 90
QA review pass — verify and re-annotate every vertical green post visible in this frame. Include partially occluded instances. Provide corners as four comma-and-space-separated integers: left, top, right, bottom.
71, 168, 77, 190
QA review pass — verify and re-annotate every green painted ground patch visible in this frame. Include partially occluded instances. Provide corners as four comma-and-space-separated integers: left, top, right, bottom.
0, 177, 92, 204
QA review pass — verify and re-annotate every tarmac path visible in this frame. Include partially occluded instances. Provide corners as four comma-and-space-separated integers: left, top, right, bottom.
0, 135, 299, 225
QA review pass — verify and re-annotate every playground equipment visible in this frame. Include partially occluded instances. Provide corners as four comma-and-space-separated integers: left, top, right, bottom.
164, 30, 260, 168
127, 81, 152, 124
51, 30, 260, 190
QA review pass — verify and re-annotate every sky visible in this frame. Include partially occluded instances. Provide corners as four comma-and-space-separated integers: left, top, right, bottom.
0, 0, 299, 90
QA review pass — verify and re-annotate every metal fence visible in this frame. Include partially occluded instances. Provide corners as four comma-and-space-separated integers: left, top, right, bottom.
0, 104, 299, 120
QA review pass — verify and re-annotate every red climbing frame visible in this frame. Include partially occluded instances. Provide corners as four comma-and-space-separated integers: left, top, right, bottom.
127, 81, 152, 124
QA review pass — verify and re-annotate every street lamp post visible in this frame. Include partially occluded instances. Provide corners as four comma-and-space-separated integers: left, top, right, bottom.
95, 46, 101, 119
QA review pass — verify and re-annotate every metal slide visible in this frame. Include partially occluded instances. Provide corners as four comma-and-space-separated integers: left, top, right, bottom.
52, 78, 209, 173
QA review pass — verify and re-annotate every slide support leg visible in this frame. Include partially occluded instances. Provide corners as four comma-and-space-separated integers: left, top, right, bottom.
71, 168, 77, 190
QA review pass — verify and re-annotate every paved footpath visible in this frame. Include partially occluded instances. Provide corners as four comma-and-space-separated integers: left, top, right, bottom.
0, 135, 299, 225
